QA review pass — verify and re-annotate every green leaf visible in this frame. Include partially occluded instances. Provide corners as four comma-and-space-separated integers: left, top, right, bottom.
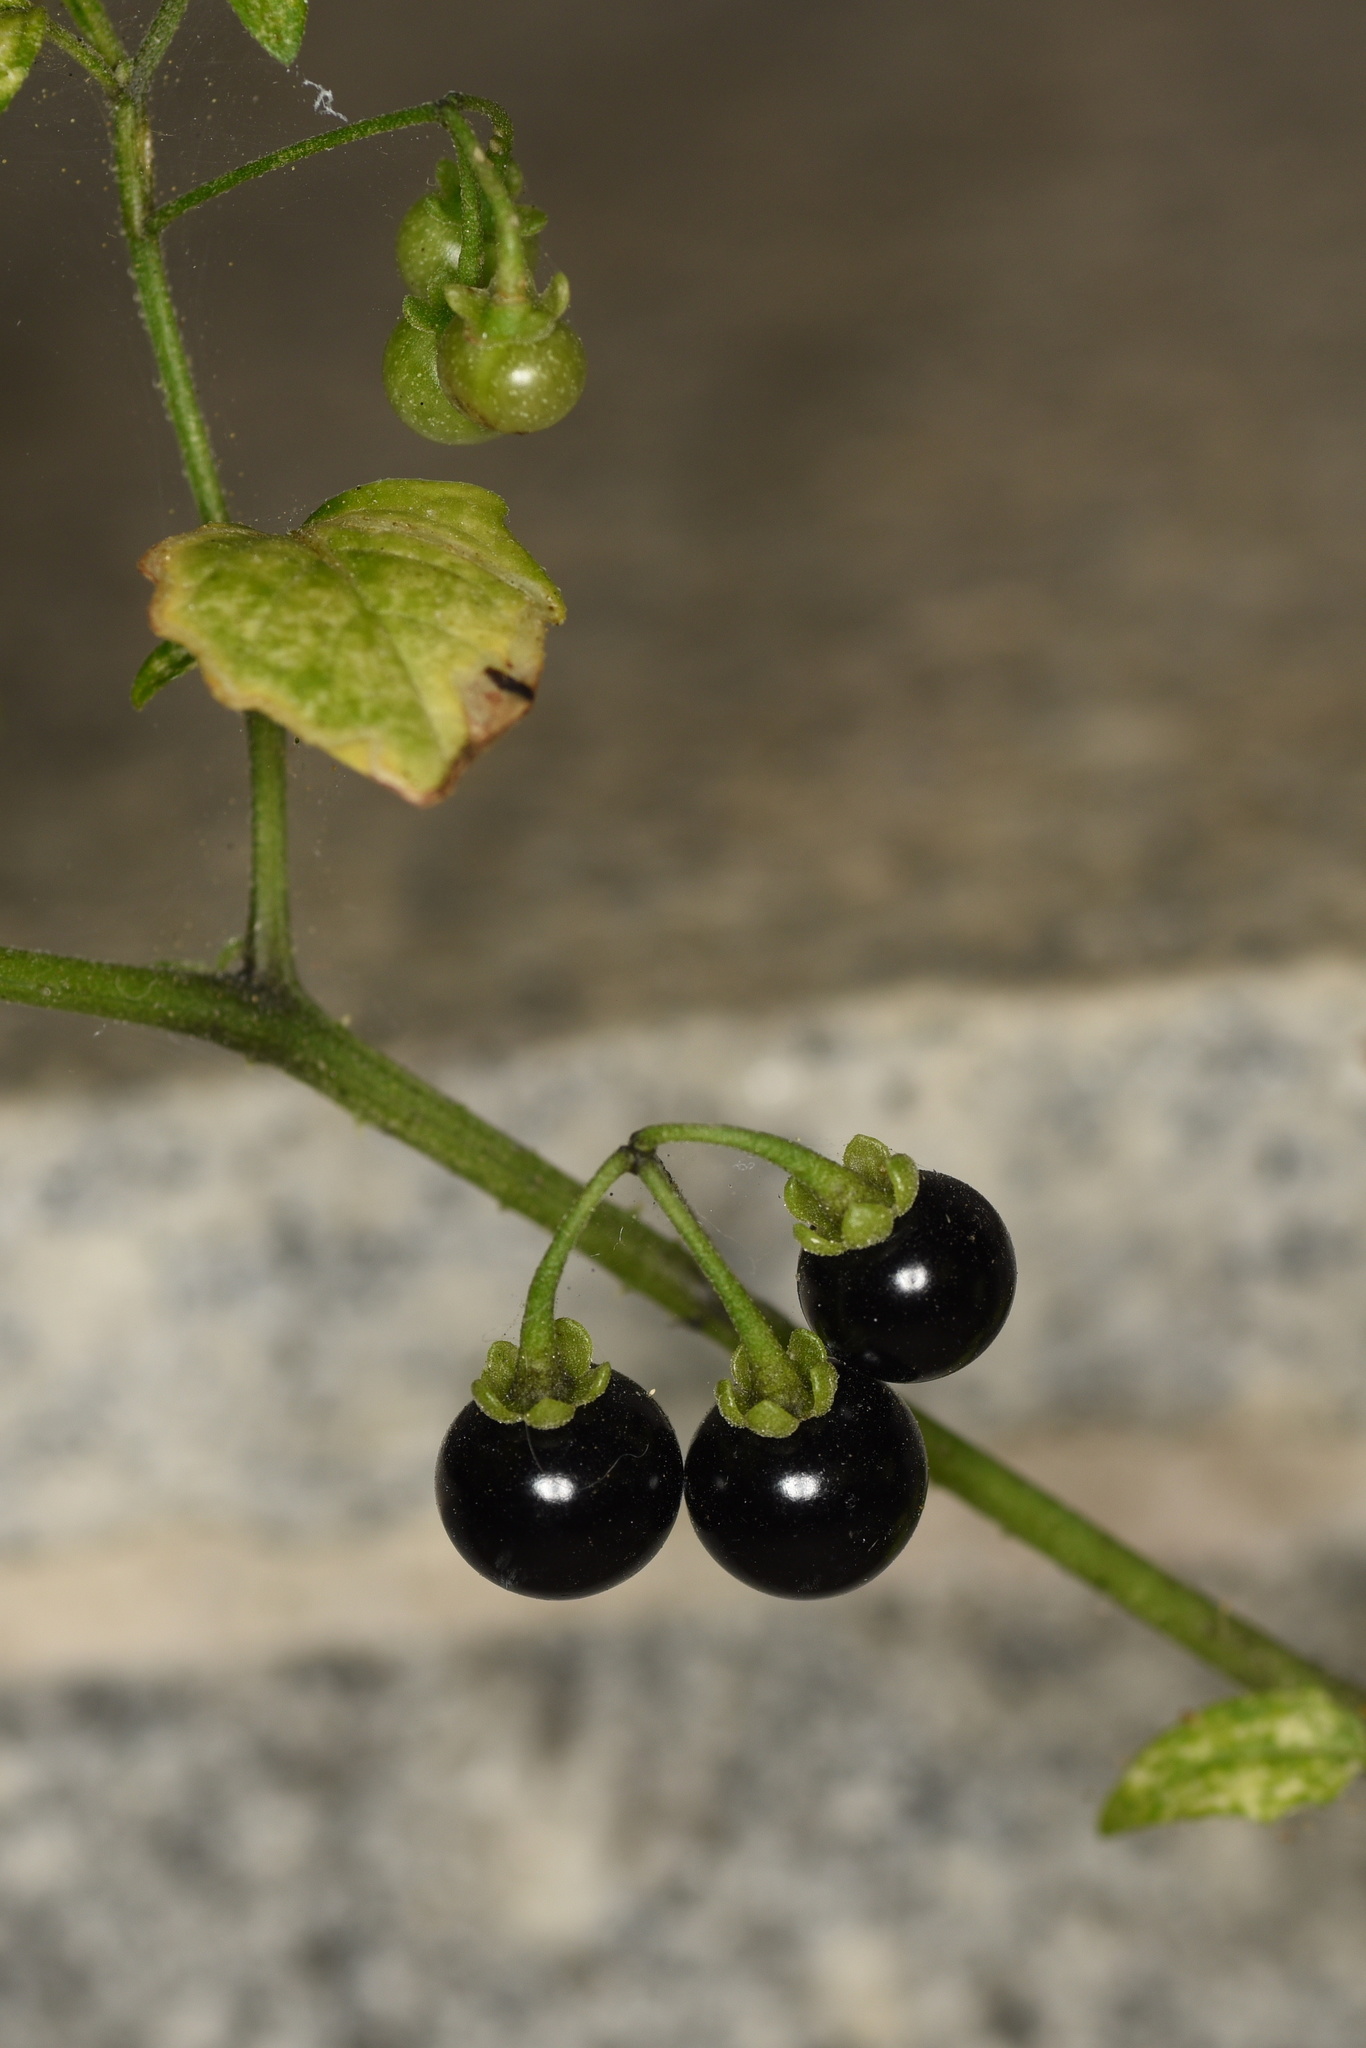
0, 5, 44, 115
224, 0, 307, 64
1099, 1687, 1366, 1834
140, 479, 565, 806
131, 638, 196, 709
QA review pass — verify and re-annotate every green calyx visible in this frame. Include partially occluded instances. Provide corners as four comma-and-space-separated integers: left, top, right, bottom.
783, 1133, 919, 1257
472, 1315, 612, 1429
438, 276, 585, 434
716, 1326, 837, 1438
446, 269, 571, 342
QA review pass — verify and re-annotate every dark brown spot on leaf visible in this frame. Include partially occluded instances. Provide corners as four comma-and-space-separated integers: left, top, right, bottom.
484, 666, 536, 701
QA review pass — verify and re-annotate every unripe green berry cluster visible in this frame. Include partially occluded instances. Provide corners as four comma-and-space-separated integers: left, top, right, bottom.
384, 134, 585, 444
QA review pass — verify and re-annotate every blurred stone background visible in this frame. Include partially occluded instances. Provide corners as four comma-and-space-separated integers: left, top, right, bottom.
4, 0, 1366, 2042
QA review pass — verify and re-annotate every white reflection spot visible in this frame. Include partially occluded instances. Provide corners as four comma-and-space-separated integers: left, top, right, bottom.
892, 1263, 930, 1295
778, 1472, 822, 1502
532, 1473, 575, 1504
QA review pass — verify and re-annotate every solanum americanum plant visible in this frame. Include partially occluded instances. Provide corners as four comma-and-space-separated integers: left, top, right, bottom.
3, 0, 1365, 1834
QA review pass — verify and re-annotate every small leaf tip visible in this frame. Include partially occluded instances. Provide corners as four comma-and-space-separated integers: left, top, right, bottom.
225, 0, 307, 64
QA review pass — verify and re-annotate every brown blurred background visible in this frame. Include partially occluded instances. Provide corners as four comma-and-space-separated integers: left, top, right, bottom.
7, 0, 1366, 1087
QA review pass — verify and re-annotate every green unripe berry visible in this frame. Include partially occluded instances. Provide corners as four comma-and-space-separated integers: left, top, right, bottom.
396, 195, 465, 303
383, 318, 500, 445
436, 321, 587, 435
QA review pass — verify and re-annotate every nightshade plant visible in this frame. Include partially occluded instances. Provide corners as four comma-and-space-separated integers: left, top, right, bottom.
2, 0, 1365, 1834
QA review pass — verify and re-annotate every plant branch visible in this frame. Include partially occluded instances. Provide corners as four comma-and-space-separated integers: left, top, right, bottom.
112, 99, 225, 519
634, 1151, 792, 1378
0, 941, 1360, 1707
243, 715, 295, 986
148, 98, 458, 234
129, 0, 190, 96
59, 0, 122, 71
520, 1147, 635, 1364
634, 1120, 871, 1211
110, 86, 293, 991
0, 946, 729, 1337
916, 1413, 1366, 1711
40, 14, 119, 90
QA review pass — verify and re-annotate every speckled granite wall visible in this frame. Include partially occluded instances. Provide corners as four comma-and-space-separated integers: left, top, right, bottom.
0, 967, 1364, 2045
0, 1567, 1363, 2048
3, 963, 1366, 1550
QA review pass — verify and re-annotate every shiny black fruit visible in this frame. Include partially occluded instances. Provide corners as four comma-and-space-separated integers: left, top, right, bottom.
683, 1372, 927, 1599
436, 1373, 683, 1598
798, 1168, 1015, 1382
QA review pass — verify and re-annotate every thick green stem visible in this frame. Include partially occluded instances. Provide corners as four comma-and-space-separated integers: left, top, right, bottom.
916, 1413, 1366, 1711
519, 1147, 634, 1364
0, 941, 1360, 1708
243, 715, 295, 986
0, 947, 727, 1338
634, 1152, 798, 1396
634, 1121, 869, 1211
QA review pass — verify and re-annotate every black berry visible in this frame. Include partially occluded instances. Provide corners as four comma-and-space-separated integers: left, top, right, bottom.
797, 1168, 1015, 1383
683, 1372, 928, 1599
436, 1373, 683, 1598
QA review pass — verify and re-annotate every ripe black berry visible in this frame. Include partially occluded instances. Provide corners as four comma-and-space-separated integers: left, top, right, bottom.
797, 1168, 1015, 1383
436, 1373, 683, 1598
683, 1372, 928, 1598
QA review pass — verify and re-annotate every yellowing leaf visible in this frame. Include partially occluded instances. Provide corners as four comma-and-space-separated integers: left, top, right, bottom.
225, 0, 307, 64
0, 5, 43, 114
1099, 1687, 1366, 1834
140, 479, 565, 805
